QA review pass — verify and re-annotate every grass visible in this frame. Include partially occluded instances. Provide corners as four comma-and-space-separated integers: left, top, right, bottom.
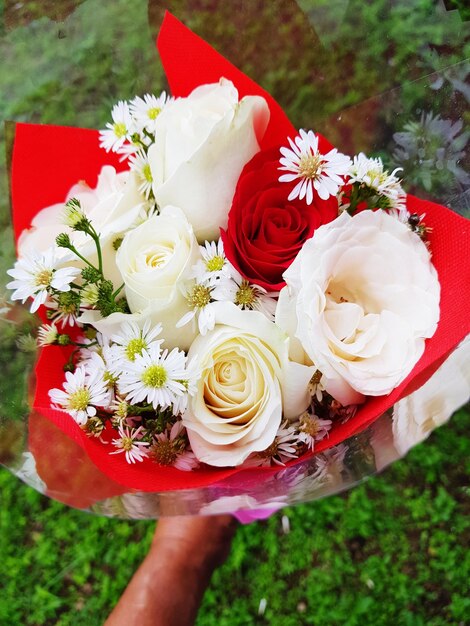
1, 407, 469, 625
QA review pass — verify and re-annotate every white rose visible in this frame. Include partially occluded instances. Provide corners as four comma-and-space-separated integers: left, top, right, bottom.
148, 78, 270, 242
113, 206, 200, 350
18, 166, 146, 287
392, 334, 470, 455
183, 302, 313, 467
276, 210, 440, 405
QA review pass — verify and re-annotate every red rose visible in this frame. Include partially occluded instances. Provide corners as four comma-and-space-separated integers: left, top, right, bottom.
221, 147, 338, 291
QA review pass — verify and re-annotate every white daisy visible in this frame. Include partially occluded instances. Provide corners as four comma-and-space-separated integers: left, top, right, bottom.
150, 421, 199, 471
45, 294, 80, 328
177, 282, 217, 336
118, 343, 188, 413
279, 129, 351, 203
191, 239, 233, 286
212, 270, 277, 321
128, 150, 154, 199
348, 152, 408, 215
111, 320, 163, 371
110, 425, 150, 464
99, 100, 135, 153
37, 323, 59, 346
49, 366, 111, 426
298, 412, 332, 450
7, 248, 80, 313
129, 92, 173, 134
246, 423, 301, 467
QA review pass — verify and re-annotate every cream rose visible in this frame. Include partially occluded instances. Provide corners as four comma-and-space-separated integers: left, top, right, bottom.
113, 206, 200, 350
276, 210, 440, 405
18, 166, 146, 287
183, 302, 313, 467
148, 79, 270, 242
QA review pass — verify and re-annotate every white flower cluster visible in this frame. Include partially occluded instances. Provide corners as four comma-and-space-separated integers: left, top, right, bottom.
49, 320, 199, 467
99, 93, 173, 201
7, 78, 442, 474
177, 239, 277, 336
278, 132, 408, 218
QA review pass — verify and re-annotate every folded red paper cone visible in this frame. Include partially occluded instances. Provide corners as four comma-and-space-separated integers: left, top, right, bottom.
9, 13, 470, 492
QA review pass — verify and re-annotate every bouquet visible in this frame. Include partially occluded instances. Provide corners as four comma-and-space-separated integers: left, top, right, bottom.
6, 13, 470, 494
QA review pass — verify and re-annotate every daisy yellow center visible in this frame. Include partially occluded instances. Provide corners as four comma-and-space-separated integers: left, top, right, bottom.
300, 415, 320, 437
113, 122, 127, 139
60, 302, 78, 315
147, 107, 161, 120
299, 153, 323, 180
35, 269, 53, 287
151, 440, 178, 465
206, 255, 225, 272
235, 281, 256, 307
121, 436, 135, 452
125, 337, 146, 361
104, 370, 118, 387
142, 364, 167, 388
260, 441, 278, 459
115, 401, 128, 418
188, 284, 212, 309
68, 388, 91, 411
142, 163, 153, 183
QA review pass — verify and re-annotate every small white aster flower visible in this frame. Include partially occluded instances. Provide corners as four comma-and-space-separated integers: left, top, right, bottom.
129, 92, 173, 134
109, 395, 129, 418
118, 343, 188, 413
279, 129, 352, 203
128, 150, 154, 199
212, 270, 277, 321
7, 248, 80, 313
298, 412, 332, 450
49, 366, 111, 426
111, 320, 163, 371
191, 239, 232, 286
37, 323, 59, 346
110, 425, 150, 464
99, 100, 135, 153
246, 423, 301, 467
44, 299, 79, 328
150, 421, 199, 471
348, 152, 408, 215
177, 282, 217, 336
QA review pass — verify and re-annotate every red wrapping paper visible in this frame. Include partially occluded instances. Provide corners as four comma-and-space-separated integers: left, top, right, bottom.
11, 12, 470, 492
